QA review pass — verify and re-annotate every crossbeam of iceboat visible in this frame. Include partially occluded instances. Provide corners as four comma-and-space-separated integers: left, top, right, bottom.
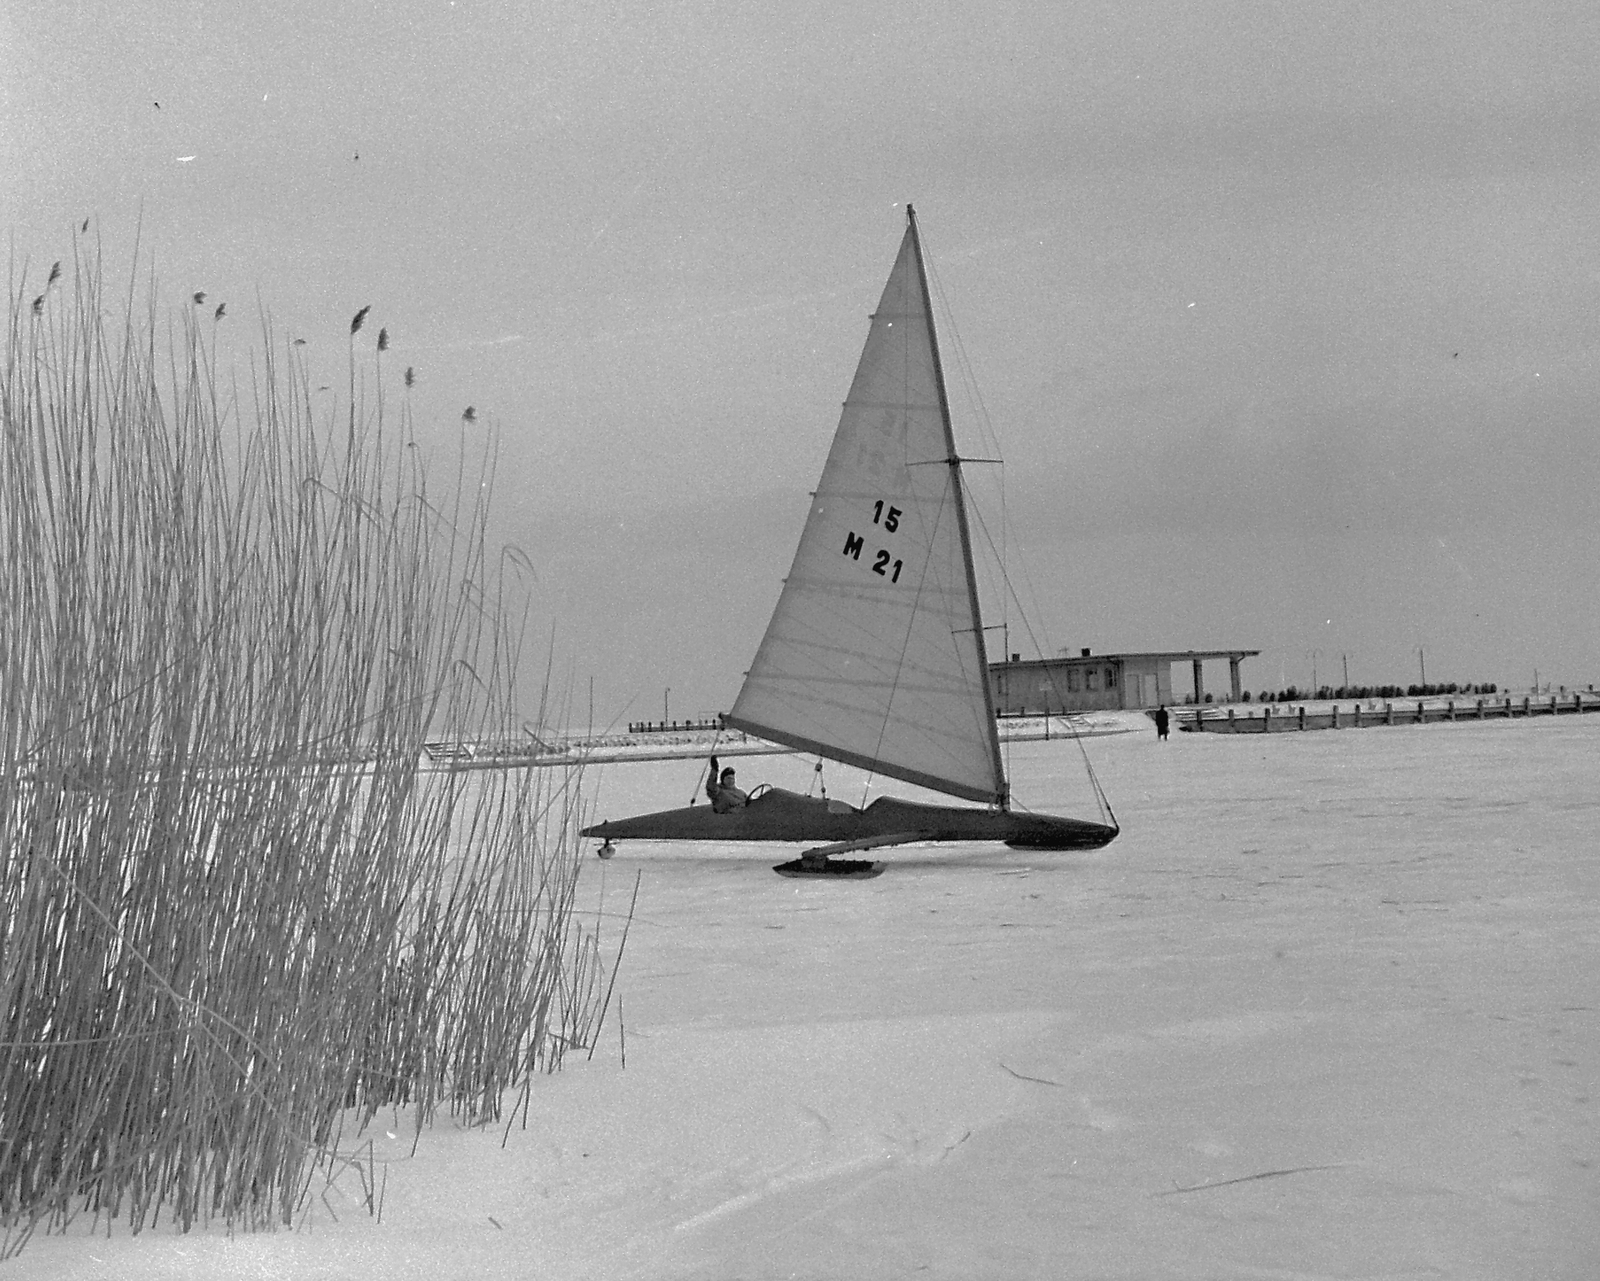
580, 786, 1118, 853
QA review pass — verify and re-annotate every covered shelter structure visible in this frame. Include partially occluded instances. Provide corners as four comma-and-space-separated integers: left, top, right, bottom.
990, 648, 1261, 714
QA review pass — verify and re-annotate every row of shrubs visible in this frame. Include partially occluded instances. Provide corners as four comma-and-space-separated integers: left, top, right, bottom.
1253, 682, 1498, 703
1188, 682, 1501, 704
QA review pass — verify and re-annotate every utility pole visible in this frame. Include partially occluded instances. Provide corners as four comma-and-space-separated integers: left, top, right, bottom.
1311, 649, 1319, 697
1342, 653, 1349, 691
664, 688, 671, 726
1419, 648, 1426, 689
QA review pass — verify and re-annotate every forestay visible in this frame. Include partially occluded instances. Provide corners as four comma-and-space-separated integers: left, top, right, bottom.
725, 213, 1006, 806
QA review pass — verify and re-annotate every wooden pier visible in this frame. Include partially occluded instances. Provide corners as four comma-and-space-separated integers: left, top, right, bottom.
1179, 691, 1600, 734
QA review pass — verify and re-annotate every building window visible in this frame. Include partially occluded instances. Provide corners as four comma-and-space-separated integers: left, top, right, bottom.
1106, 666, 1117, 688
1086, 668, 1098, 691
1067, 668, 1080, 692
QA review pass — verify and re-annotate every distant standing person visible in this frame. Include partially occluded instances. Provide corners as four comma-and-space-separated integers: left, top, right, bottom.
1154, 705, 1170, 741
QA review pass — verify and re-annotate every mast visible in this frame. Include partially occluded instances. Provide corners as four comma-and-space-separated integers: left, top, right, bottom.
905, 205, 1009, 808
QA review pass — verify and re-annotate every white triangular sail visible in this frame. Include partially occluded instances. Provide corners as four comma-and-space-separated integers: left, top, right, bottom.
725, 210, 1006, 806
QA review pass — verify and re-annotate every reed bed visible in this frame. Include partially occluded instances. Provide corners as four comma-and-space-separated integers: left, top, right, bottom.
0, 248, 616, 1253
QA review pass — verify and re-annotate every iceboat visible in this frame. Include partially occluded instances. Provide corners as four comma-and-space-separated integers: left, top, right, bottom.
582, 206, 1119, 877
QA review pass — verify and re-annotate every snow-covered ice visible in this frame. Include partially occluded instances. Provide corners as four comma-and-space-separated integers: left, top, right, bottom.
17, 715, 1599, 1279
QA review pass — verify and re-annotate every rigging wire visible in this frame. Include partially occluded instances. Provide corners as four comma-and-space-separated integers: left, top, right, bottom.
920, 226, 1012, 773
922, 222, 1117, 831
964, 500, 1119, 829
914, 216, 1011, 810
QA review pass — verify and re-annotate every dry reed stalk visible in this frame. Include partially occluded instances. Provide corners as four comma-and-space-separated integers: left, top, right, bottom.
1, 249, 618, 1256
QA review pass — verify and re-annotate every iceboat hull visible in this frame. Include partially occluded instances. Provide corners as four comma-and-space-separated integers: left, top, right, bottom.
580, 786, 1117, 852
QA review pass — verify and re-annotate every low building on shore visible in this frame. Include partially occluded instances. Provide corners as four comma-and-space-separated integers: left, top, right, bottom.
990, 648, 1261, 713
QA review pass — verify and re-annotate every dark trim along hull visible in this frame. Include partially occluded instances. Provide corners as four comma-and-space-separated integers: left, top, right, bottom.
580, 787, 1118, 852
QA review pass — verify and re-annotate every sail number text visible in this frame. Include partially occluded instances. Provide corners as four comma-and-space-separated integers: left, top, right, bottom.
841, 500, 903, 583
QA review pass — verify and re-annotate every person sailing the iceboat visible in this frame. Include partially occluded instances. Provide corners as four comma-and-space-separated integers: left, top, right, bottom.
705, 756, 749, 813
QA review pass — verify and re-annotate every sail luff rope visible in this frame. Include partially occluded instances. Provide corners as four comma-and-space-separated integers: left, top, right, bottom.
852, 210, 993, 811
853, 255, 951, 810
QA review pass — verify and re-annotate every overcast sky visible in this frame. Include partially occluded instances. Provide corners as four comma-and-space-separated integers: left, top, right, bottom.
6, 1, 1598, 726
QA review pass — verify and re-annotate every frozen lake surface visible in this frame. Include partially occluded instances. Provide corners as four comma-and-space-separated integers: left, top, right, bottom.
18, 716, 1599, 1279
